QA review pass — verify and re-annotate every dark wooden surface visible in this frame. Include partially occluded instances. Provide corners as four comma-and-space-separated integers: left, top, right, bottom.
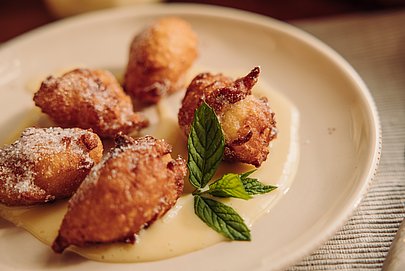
1, 0, 404, 43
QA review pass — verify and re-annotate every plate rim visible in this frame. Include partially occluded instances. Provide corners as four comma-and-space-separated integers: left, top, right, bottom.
0, 3, 382, 270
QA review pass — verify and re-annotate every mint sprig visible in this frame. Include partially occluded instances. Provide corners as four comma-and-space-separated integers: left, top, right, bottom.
187, 102, 277, 241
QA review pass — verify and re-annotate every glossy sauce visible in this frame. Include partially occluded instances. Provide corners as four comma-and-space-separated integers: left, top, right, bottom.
0, 81, 299, 262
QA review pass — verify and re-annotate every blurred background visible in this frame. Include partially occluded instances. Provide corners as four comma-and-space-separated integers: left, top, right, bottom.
1, 0, 405, 43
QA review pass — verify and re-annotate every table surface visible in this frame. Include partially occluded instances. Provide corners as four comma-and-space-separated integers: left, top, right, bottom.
1, 1, 405, 270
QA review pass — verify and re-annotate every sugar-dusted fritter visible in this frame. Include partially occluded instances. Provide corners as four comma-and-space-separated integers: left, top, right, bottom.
33, 68, 148, 138
124, 17, 198, 104
52, 135, 186, 253
0, 127, 103, 206
178, 67, 277, 167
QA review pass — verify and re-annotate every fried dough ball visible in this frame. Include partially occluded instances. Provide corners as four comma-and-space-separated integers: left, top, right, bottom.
33, 68, 148, 138
0, 127, 103, 206
178, 67, 277, 167
124, 17, 198, 104
52, 135, 186, 253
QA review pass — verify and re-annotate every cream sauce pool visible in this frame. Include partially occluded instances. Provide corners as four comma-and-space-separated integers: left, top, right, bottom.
0, 81, 299, 263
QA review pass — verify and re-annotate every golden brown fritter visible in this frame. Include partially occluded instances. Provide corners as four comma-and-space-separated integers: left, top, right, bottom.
33, 68, 148, 138
124, 17, 198, 104
52, 135, 186, 253
0, 127, 103, 206
178, 67, 277, 167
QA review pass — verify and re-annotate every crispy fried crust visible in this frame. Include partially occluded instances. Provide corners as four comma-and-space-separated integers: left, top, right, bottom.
124, 17, 198, 104
0, 127, 103, 206
33, 68, 148, 138
178, 67, 277, 167
52, 135, 186, 253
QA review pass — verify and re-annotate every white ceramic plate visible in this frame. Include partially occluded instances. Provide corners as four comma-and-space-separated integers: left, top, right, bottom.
0, 4, 380, 271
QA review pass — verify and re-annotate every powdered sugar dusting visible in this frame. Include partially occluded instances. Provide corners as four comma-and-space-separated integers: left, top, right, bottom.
0, 127, 98, 205
35, 68, 148, 137
69, 135, 166, 204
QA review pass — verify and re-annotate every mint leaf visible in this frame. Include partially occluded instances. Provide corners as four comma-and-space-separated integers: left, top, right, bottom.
240, 170, 256, 179
208, 173, 252, 200
240, 170, 277, 195
194, 195, 250, 241
187, 102, 225, 188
